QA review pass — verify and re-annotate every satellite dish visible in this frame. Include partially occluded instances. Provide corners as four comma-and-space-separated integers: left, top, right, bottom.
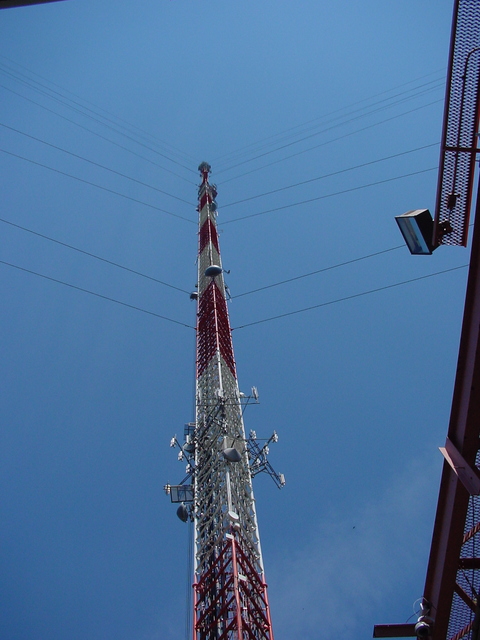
177, 503, 189, 522
190, 291, 198, 300
205, 265, 222, 278
184, 442, 195, 454
223, 448, 242, 463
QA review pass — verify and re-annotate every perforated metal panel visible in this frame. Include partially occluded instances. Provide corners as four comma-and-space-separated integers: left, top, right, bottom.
434, 0, 480, 247
445, 493, 480, 640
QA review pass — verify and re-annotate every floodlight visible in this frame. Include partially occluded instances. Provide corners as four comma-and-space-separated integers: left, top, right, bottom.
395, 209, 435, 255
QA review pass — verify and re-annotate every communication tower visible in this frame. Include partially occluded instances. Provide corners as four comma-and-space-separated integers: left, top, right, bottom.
165, 162, 284, 640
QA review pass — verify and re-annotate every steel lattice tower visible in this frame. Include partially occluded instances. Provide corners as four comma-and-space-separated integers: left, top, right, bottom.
166, 162, 283, 640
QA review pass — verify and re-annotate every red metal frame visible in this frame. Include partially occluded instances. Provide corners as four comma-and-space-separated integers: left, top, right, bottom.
196, 280, 236, 378
194, 535, 272, 640
374, 181, 480, 640
375, 4, 480, 634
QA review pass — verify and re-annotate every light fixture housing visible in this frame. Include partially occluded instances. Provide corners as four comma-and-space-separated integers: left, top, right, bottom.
395, 209, 435, 255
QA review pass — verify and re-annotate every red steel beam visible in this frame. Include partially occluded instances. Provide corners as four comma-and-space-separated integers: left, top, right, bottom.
423, 177, 480, 639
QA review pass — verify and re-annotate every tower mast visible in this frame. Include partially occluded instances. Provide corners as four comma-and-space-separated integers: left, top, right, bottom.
193, 161, 273, 640
166, 162, 283, 640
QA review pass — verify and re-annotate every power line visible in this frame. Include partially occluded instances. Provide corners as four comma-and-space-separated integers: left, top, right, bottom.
232, 246, 405, 299
0, 83, 196, 185
222, 143, 438, 209
0, 122, 194, 208
219, 99, 443, 185
0, 147, 196, 225
233, 265, 468, 330
222, 166, 437, 224
0, 216, 190, 294
0, 259, 194, 329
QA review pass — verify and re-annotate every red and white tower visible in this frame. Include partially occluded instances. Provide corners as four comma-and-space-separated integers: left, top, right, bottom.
166, 162, 284, 640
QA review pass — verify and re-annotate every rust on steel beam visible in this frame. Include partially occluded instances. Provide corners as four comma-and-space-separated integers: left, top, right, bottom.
423, 176, 480, 640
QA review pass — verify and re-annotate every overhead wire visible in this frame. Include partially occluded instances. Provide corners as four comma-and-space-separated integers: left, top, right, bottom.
221, 166, 437, 224
1, 255, 468, 333
221, 142, 439, 209
215, 79, 443, 172
215, 82, 444, 177
0, 215, 190, 295
0, 59, 443, 220
0, 60, 456, 333
0, 63, 197, 175
0, 259, 195, 329
0, 54, 198, 167
0, 83, 196, 185
211, 68, 445, 165
219, 98, 443, 185
1, 229, 467, 334
232, 246, 405, 299
0, 121, 194, 208
0, 147, 196, 224
232, 265, 468, 330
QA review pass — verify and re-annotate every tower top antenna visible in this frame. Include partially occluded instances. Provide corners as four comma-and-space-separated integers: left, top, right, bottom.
197, 161, 211, 181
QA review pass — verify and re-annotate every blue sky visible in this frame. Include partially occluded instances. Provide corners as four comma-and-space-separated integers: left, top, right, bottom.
0, 1, 468, 639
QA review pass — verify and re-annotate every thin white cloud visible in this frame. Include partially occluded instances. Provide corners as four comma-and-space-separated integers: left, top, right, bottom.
269, 455, 440, 639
